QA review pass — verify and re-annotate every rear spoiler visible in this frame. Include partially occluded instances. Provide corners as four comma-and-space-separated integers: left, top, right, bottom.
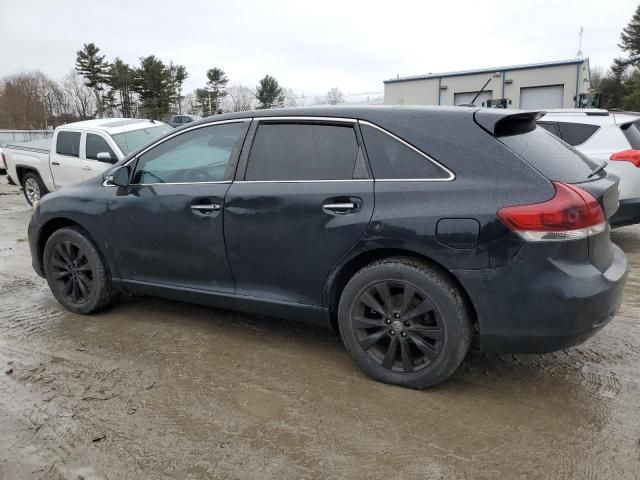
474, 110, 545, 137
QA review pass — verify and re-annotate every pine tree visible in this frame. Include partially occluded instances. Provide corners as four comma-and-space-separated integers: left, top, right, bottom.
107, 58, 135, 117
205, 67, 228, 114
132, 55, 171, 120
75, 43, 110, 117
255, 75, 284, 109
167, 63, 188, 114
619, 4, 640, 66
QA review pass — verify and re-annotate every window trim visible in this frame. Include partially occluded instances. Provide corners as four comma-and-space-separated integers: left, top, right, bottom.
123, 119, 250, 186
112, 116, 456, 186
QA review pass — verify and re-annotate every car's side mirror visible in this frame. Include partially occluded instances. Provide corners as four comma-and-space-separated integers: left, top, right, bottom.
97, 152, 116, 164
105, 166, 130, 188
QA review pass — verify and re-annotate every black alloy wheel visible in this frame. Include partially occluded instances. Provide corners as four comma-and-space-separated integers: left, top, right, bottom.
353, 281, 443, 373
43, 226, 114, 314
338, 258, 472, 388
50, 240, 94, 304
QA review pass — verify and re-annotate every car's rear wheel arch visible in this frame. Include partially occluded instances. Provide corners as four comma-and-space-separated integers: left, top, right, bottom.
327, 248, 478, 336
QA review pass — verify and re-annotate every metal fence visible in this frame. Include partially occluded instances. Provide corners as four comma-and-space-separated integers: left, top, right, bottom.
0, 130, 54, 147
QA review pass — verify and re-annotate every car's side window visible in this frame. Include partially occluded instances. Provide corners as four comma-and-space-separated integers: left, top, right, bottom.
132, 122, 248, 184
360, 124, 450, 180
56, 131, 81, 157
244, 123, 361, 181
86, 133, 116, 161
557, 122, 600, 146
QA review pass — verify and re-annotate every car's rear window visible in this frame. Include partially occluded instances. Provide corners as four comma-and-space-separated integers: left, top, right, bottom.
621, 120, 640, 150
499, 127, 600, 183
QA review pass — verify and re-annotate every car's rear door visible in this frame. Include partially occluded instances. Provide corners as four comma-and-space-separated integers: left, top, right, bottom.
51, 130, 85, 188
224, 117, 374, 307
107, 120, 250, 292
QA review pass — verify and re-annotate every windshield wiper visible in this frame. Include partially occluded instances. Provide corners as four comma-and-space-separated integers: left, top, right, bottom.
588, 160, 608, 179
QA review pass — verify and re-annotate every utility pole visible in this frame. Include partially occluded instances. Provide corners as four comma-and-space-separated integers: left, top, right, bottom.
576, 26, 584, 58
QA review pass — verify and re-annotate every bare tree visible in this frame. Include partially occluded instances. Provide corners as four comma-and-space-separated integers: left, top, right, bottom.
590, 66, 605, 92
225, 85, 256, 112
62, 70, 95, 119
326, 87, 345, 105
281, 88, 300, 107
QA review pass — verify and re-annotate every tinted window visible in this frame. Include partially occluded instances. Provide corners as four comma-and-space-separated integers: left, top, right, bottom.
56, 131, 81, 157
537, 122, 560, 137
361, 124, 450, 179
245, 123, 359, 181
86, 134, 116, 161
500, 127, 600, 183
621, 121, 640, 150
112, 125, 174, 154
132, 122, 247, 184
183, 116, 194, 123
557, 122, 600, 146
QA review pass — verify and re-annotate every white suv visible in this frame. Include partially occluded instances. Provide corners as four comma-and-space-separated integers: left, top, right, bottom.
537, 109, 640, 227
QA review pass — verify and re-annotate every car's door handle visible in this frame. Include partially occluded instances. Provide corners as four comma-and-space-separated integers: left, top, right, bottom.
322, 198, 362, 214
323, 202, 356, 210
82, 166, 92, 171
51, 162, 60, 166
190, 203, 221, 213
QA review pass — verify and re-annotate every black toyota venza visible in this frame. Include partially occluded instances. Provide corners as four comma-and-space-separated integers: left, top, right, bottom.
28, 106, 628, 388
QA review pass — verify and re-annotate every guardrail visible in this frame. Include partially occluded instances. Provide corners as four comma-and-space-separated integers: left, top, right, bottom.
0, 130, 54, 147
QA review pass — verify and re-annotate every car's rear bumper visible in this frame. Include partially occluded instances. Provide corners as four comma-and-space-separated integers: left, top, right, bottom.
454, 242, 628, 354
610, 196, 640, 228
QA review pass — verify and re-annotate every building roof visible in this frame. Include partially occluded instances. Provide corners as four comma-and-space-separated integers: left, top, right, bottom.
384, 58, 589, 84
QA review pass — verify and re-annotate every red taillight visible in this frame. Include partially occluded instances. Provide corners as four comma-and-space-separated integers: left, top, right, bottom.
610, 149, 640, 167
497, 182, 606, 241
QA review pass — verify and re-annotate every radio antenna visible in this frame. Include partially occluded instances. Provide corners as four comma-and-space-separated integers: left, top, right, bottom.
576, 26, 584, 58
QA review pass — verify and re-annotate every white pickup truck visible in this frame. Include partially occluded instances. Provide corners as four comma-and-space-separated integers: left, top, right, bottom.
3, 118, 173, 205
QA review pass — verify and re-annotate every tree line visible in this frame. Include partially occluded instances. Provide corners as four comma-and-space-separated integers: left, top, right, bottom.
585, 5, 640, 110
0, 42, 347, 129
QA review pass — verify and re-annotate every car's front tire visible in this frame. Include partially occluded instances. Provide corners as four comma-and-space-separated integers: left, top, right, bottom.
338, 258, 473, 389
43, 226, 114, 314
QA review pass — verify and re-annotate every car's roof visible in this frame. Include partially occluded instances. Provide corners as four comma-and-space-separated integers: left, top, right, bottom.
60, 118, 169, 134
540, 109, 640, 126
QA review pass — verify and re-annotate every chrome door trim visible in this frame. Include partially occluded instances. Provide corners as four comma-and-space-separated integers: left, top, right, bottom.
234, 179, 373, 184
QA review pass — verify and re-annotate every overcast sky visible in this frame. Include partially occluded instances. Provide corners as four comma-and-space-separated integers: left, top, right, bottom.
0, 0, 637, 99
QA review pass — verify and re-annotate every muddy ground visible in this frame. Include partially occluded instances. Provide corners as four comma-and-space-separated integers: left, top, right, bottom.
0, 175, 639, 480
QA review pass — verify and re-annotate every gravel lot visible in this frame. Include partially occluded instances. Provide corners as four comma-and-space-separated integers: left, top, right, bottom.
1, 174, 639, 479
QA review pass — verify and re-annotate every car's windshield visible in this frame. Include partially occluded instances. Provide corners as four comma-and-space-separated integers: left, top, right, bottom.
112, 125, 173, 155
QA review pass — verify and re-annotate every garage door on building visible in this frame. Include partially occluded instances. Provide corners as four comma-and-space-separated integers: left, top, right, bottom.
453, 91, 493, 107
519, 85, 564, 109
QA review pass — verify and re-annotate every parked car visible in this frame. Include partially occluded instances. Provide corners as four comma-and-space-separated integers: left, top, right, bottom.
3, 119, 172, 205
169, 114, 202, 128
538, 109, 640, 227
28, 107, 628, 388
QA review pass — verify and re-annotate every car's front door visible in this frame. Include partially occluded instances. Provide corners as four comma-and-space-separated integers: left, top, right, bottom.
107, 120, 250, 292
83, 132, 119, 180
224, 119, 375, 307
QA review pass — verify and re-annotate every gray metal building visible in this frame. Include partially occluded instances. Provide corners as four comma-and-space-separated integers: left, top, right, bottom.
384, 58, 590, 109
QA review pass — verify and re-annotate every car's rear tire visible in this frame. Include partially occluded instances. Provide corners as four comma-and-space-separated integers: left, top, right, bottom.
22, 171, 48, 206
338, 257, 473, 389
43, 226, 114, 314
